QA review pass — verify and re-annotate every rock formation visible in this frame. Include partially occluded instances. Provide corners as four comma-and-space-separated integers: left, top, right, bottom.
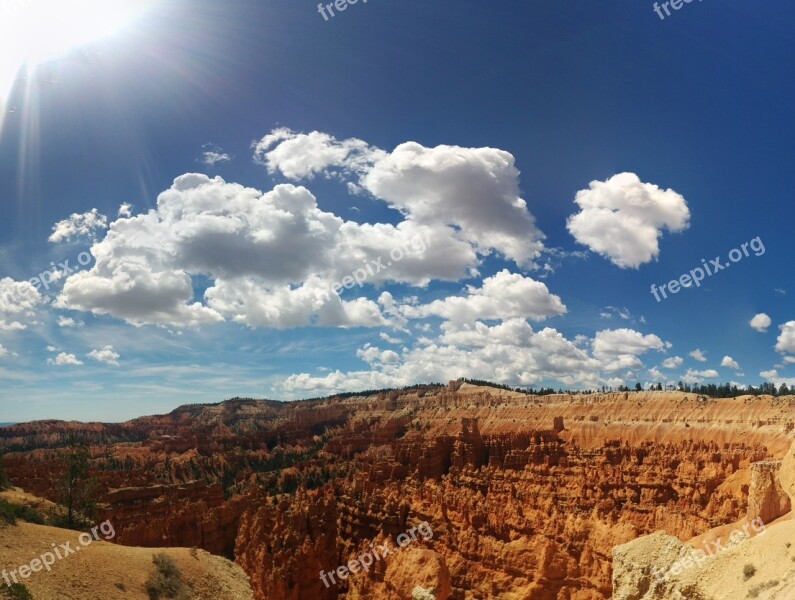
2, 386, 794, 598
613, 437, 795, 599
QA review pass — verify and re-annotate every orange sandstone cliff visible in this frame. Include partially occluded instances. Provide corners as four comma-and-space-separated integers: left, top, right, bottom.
2, 384, 794, 599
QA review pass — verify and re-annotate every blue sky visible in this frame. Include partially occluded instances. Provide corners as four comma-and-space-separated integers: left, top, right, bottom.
0, 0, 793, 422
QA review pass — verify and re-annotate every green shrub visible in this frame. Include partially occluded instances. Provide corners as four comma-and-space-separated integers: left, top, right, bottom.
748, 579, 779, 598
1, 583, 34, 599
0, 500, 17, 525
0, 499, 47, 527
145, 553, 189, 600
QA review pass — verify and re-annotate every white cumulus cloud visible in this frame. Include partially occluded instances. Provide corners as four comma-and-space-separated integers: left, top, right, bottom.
48, 352, 83, 366
750, 313, 772, 333
721, 356, 741, 370
87, 345, 120, 366
682, 368, 719, 384
775, 322, 795, 354
255, 129, 547, 268
566, 173, 690, 268
0, 278, 43, 331
401, 270, 566, 323
661, 356, 683, 369
49, 209, 108, 243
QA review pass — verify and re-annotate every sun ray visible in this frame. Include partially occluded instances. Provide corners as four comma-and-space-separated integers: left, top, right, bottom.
0, 0, 155, 136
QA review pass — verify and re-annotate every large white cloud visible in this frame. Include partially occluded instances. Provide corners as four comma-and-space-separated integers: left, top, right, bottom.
401, 269, 566, 323
56, 129, 563, 327
255, 129, 546, 268
283, 318, 602, 394
55, 174, 481, 327
0, 277, 43, 331
776, 322, 795, 354
566, 173, 690, 268
592, 328, 667, 373
206, 276, 385, 329
254, 128, 384, 180
282, 323, 673, 396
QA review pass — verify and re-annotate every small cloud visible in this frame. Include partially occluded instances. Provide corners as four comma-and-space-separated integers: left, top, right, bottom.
379, 332, 402, 345
682, 368, 719, 383
720, 356, 741, 370
0, 344, 13, 358
118, 203, 133, 218
46, 345, 57, 352
49, 208, 108, 243
750, 313, 772, 333
689, 349, 707, 362
760, 369, 779, 379
48, 352, 83, 366
661, 356, 683, 369
599, 306, 645, 324
57, 316, 83, 328
87, 345, 120, 366
648, 367, 665, 381
347, 182, 364, 195
199, 146, 232, 166
774, 288, 786, 295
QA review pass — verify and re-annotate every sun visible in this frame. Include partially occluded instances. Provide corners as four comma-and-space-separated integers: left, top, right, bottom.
0, 0, 151, 103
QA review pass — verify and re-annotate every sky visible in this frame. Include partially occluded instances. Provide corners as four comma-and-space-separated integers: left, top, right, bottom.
0, 0, 793, 422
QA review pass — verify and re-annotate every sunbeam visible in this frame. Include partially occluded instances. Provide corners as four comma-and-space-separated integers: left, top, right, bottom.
0, 0, 154, 132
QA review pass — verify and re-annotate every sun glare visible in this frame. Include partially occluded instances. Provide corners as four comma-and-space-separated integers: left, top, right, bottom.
0, 0, 151, 104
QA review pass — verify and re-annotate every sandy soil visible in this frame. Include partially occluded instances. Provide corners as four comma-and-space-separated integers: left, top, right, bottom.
1, 489, 253, 600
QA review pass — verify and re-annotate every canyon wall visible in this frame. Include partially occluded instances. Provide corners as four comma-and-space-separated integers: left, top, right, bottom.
2, 385, 793, 598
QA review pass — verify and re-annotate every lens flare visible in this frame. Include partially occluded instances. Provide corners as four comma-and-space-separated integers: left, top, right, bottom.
0, 0, 151, 109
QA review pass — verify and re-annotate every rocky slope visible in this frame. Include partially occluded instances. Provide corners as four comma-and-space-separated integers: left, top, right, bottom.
613, 442, 795, 599
0, 489, 253, 600
2, 384, 794, 598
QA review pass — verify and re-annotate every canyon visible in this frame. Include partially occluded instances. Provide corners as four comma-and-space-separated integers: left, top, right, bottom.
2, 383, 794, 599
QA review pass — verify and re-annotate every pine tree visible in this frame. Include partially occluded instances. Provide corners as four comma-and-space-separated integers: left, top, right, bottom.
57, 436, 98, 527
0, 450, 9, 490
